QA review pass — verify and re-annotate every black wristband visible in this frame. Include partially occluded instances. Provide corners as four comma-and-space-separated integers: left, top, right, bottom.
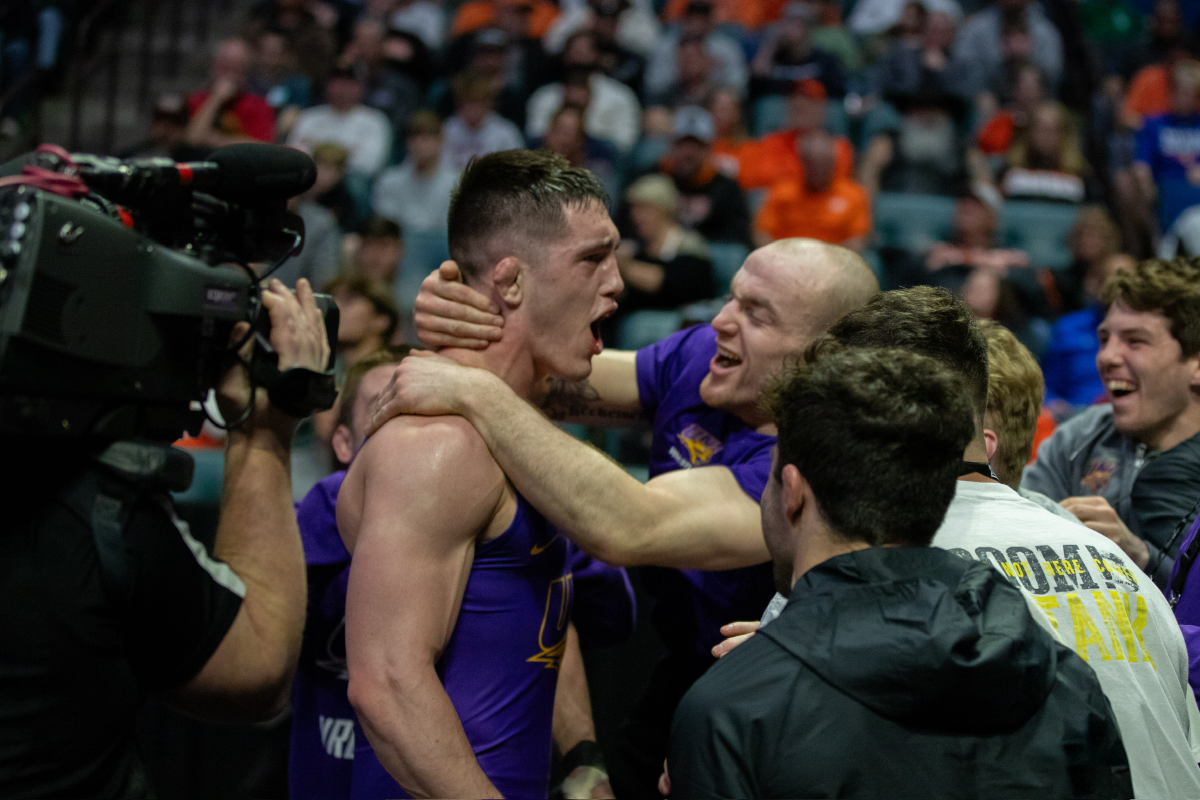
562, 740, 606, 774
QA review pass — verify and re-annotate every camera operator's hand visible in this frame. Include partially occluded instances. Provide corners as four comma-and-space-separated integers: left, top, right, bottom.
216, 278, 330, 432
168, 278, 324, 723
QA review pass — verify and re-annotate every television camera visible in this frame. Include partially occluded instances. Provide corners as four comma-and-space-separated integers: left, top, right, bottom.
0, 143, 338, 442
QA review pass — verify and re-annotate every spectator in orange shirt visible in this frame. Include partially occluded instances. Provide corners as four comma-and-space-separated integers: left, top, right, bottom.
754, 131, 871, 250
736, 78, 854, 190
661, 0, 764, 30
1120, 0, 1199, 129
451, 0, 560, 39
1122, 50, 1200, 130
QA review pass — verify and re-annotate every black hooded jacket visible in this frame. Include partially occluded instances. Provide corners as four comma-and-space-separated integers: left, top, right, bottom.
668, 547, 1132, 799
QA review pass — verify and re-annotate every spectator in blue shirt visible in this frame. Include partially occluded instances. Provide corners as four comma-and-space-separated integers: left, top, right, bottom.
1134, 58, 1200, 231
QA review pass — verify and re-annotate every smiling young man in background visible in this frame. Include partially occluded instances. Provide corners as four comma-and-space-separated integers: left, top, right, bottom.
1023, 257, 1200, 587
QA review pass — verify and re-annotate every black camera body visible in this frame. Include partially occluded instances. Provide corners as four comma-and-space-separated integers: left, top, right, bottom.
0, 145, 337, 441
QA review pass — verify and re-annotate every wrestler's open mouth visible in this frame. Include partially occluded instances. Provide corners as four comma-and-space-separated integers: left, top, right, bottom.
590, 320, 602, 340
1107, 379, 1136, 398
715, 345, 742, 368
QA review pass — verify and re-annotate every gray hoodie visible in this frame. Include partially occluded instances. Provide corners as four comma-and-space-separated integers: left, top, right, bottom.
1021, 404, 1200, 588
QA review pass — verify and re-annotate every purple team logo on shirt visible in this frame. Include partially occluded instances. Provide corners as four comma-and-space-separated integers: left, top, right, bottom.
1081, 454, 1119, 495
672, 423, 725, 469
527, 574, 574, 671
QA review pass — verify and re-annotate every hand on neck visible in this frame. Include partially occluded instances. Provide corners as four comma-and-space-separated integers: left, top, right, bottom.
436, 292, 540, 399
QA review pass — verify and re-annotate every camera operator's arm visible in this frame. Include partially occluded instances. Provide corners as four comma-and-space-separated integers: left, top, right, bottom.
163, 278, 329, 721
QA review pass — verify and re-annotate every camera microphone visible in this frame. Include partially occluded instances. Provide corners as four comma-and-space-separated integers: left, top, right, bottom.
71, 144, 316, 206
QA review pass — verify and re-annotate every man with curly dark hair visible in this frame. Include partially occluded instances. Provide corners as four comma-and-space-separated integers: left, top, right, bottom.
1024, 256, 1200, 587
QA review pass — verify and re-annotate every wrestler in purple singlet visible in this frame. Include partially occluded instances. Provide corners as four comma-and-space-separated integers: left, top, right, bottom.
350, 493, 574, 799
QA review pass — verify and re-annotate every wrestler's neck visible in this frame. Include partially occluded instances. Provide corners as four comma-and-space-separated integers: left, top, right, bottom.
438, 317, 541, 400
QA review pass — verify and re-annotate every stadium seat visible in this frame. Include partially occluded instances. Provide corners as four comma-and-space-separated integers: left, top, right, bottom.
619, 310, 683, 350
753, 96, 849, 137
707, 242, 749, 293
872, 192, 957, 252
753, 95, 788, 137
998, 201, 1077, 270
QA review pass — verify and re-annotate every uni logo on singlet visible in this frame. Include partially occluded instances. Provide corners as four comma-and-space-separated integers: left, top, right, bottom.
671, 423, 723, 468
528, 574, 573, 670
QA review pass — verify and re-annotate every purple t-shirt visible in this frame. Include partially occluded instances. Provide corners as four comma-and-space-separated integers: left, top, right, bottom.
635, 324, 777, 670
1169, 510, 1200, 708
289, 471, 356, 800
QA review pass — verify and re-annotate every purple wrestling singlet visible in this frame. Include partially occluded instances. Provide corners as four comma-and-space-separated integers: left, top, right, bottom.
350, 491, 573, 799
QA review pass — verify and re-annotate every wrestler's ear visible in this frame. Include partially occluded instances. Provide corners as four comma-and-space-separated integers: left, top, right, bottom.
331, 424, 354, 465
492, 255, 523, 308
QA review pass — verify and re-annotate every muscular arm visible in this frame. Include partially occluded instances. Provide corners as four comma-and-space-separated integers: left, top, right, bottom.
341, 419, 506, 798
390, 362, 767, 569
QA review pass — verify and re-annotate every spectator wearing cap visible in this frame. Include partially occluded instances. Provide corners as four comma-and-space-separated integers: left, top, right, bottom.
952, 0, 1063, 95
450, 0, 561, 43
526, 30, 641, 151
442, 70, 526, 169
615, 174, 716, 315
373, 111, 460, 235
287, 66, 393, 177
544, 0, 661, 65
750, 1, 847, 99
388, 0, 448, 52
645, 1, 749, 101
445, 22, 551, 129
627, 107, 753, 245
122, 94, 193, 160
737, 79, 855, 190
754, 130, 871, 251
533, 104, 621, 198
186, 38, 275, 151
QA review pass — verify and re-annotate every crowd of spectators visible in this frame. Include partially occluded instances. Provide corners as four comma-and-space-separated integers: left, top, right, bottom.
124, 0, 1200, 422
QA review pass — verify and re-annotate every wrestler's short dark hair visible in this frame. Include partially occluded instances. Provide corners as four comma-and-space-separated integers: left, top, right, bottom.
765, 346, 975, 547
815, 286, 989, 423
447, 149, 608, 284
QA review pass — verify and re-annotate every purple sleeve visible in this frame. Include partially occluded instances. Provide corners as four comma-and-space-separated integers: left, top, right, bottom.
635, 326, 702, 420
726, 444, 773, 504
